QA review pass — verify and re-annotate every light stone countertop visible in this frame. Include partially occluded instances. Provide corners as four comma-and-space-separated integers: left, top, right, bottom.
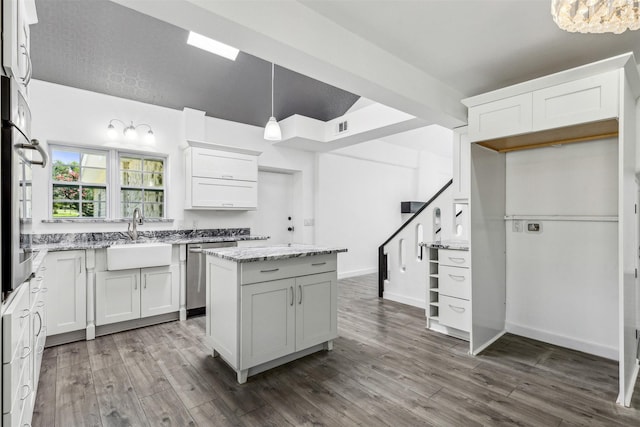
419, 240, 469, 251
204, 244, 348, 263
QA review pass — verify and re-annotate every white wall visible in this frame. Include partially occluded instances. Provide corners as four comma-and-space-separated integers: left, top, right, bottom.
504, 139, 619, 359
29, 80, 316, 244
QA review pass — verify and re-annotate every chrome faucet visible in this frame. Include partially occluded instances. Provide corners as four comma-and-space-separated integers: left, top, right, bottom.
127, 207, 144, 240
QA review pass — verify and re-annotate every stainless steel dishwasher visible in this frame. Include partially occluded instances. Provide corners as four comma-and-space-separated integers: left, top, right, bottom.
186, 241, 237, 316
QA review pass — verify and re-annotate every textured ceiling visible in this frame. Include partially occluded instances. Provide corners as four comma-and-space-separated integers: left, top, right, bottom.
30, 0, 359, 127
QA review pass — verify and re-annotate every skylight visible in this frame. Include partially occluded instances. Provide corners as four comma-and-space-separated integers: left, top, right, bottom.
187, 31, 239, 61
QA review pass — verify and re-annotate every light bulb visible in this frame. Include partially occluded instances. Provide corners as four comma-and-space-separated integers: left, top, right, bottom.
145, 129, 155, 143
263, 116, 282, 141
107, 124, 118, 139
124, 125, 137, 140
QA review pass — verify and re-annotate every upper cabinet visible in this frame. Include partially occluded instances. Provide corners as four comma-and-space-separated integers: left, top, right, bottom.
2, 0, 37, 97
184, 140, 262, 210
465, 62, 624, 150
452, 127, 470, 201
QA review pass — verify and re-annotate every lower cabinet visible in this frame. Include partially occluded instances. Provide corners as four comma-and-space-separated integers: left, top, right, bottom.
95, 265, 179, 326
44, 250, 87, 336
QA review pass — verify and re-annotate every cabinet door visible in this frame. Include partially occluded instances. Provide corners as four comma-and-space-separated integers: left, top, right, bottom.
453, 128, 470, 201
240, 278, 295, 369
2, 0, 35, 92
191, 147, 258, 181
140, 265, 179, 318
295, 272, 337, 351
95, 269, 140, 326
191, 177, 257, 209
44, 250, 87, 335
468, 92, 532, 142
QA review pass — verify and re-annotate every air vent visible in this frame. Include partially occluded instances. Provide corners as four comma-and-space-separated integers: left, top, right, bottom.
337, 120, 348, 133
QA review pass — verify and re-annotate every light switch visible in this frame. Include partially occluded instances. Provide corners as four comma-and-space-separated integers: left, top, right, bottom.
512, 220, 523, 232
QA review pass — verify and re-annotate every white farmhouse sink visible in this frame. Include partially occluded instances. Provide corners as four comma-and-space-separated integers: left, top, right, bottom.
107, 242, 172, 270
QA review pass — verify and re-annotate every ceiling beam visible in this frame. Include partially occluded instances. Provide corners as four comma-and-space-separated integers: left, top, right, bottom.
111, 0, 467, 129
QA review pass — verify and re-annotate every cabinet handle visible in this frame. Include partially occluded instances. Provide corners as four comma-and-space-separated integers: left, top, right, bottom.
448, 304, 466, 313
260, 268, 279, 273
41, 287, 48, 293
143, 274, 147, 289
21, 346, 31, 359
31, 287, 40, 294
20, 384, 31, 401
36, 275, 44, 281
448, 274, 466, 281
35, 312, 42, 337
222, 203, 234, 207
134, 275, 138, 290
20, 44, 32, 85
290, 286, 294, 306
298, 285, 302, 304
77, 257, 83, 274
20, 309, 30, 319
36, 301, 45, 308
311, 262, 326, 266
448, 257, 465, 264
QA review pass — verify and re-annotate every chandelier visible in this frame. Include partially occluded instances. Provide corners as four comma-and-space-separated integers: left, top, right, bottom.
551, 0, 640, 34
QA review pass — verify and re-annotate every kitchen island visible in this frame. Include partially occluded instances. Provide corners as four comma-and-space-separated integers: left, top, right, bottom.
204, 244, 347, 383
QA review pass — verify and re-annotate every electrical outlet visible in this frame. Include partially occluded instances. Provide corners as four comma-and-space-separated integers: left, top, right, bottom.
512, 220, 523, 232
304, 218, 315, 226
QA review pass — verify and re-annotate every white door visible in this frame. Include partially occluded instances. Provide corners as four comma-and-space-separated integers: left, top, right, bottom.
44, 250, 87, 335
256, 170, 294, 244
295, 272, 337, 350
141, 265, 179, 318
95, 269, 140, 326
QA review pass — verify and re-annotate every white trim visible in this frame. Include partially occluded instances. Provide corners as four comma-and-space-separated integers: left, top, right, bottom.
506, 321, 618, 360
504, 215, 618, 222
382, 291, 425, 309
618, 363, 639, 406
186, 139, 262, 156
337, 267, 377, 280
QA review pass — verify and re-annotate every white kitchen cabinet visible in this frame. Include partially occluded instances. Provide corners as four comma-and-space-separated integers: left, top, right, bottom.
95, 265, 179, 326
2, 0, 37, 97
531, 71, 618, 132
44, 250, 86, 336
468, 93, 532, 142
184, 140, 261, 210
452, 127, 470, 201
95, 269, 140, 326
207, 252, 338, 384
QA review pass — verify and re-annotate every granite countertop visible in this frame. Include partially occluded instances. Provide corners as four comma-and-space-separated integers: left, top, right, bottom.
204, 244, 348, 263
419, 240, 469, 251
32, 235, 269, 251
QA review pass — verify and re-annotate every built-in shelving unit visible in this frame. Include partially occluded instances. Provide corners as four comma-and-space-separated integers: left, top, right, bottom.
427, 248, 440, 327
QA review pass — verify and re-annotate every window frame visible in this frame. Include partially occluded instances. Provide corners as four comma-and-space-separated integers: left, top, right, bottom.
116, 151, 167, 220
47, 142, 169, 220
48, 144, 110, 219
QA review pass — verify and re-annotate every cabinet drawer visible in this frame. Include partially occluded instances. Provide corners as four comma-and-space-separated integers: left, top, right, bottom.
439, 249, 469, 268
439, 295, 471, 332
3, 282, 31, 362
3, 326, 30, 411
192, 177, 257, 209
468, 92, 532, 142
241, 255, 336, 285
29, 271, 46, 308
439, 265, 470, 300
532, 70, 619, 131
192, 147, 257, 181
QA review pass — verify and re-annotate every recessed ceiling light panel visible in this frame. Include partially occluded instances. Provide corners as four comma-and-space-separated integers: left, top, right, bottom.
187, 31, 239, 61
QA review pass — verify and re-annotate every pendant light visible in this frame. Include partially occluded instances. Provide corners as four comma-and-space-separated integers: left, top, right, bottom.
264, 63, 282, 141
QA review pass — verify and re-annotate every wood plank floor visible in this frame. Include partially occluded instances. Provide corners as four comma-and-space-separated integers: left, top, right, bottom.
33, 273, 640, 426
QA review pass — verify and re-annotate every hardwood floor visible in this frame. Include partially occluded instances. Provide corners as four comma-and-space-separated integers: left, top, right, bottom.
33, 273, 640, 426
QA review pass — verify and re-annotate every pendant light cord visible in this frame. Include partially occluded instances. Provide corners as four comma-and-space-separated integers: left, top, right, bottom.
271, 63, 275, 117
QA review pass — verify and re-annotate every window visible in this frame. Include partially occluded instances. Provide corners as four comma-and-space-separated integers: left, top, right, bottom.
119, 154, 165, 218
51, 147, 108, 218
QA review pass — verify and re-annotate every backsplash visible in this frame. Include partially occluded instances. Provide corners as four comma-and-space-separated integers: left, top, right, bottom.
30, 228, 251, 245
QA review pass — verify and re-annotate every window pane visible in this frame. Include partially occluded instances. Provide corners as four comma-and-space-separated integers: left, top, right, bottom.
52, 150, 79, 165
121, 203, 142, 218
81, 153, 106, 168
52, 162, 80, 182
81, 167, 106, 184
121, 189, 142, 203
53, 184, 80, 201
144, 159, 163, 173
81, 202, 107, 218
120, 157, 142, 171
143, 172, 163, 188
144, 203, 163, 218
144, 190, 164, 203
81, 187, 106, 201
121, 171, 142, 186
52, 202, 80, 217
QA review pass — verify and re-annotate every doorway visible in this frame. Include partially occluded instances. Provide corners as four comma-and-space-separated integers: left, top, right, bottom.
255, 170, 294, 244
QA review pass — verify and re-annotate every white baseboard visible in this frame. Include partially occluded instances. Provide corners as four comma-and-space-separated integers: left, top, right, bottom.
382, 291, 425, 309
618, 363, 639, 407
506, 321, 618, 360
338, 267, 377, 279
